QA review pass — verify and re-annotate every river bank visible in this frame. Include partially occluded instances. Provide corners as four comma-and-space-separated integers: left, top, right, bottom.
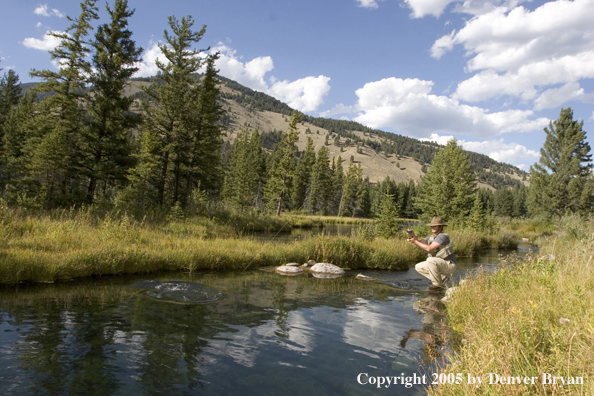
0, 207, 517, 284
428, 215, 594, 395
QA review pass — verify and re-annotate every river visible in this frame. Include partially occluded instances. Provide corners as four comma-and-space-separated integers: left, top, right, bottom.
0, 243, 536, 395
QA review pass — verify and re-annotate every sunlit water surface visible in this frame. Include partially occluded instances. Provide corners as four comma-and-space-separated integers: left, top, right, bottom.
0, 244, 536, 395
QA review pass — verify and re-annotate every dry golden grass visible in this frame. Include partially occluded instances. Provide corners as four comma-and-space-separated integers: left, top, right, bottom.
428, 215, 594, 396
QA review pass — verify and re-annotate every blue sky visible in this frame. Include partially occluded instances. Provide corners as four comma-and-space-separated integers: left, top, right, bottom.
2, 0, 594, 170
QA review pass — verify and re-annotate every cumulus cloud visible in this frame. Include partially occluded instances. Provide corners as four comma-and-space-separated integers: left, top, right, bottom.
355, 0, 385, 9
135, 42, 331, 113
34, 5, 64, 18
533, 82, 584, 111
22, 31, 63, 51
268, 76, 331, 113
421, 133, 540, 165
135, 42, 163, 78
431, 0, 594, 110
404, 0, 526, 18
350, 77, 548, 138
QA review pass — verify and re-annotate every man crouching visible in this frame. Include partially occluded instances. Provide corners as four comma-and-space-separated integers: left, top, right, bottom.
407, 217, 456, 291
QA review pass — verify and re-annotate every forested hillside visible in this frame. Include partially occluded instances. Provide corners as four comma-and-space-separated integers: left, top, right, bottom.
217, 76, 528, 190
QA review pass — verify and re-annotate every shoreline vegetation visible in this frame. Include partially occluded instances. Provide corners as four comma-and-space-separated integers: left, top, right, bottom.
0, 205, 515, 284
429, 214, 594, 396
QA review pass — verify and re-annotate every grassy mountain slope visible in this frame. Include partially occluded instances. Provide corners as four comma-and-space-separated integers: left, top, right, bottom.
214, 76, 528, 189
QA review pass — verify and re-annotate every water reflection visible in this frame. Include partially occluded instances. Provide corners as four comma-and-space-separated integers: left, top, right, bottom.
0, 248, 532, 396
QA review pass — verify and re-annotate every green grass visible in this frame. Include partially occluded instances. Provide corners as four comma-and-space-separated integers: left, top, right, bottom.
0, 204, 522, 284
0, 208, 427, 283
428, 215, 594, 396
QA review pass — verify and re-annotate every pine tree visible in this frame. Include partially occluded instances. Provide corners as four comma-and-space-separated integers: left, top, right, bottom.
494, 188, 514, 217
375, 192, 400, 237
185, 52, 225, 198
331, 156, 344, 215
291, 136, 315, 210
307, 145, 332, 214
467, 193, 486, 231
264, 110, 301, 216
339, 158, 364, 217
83, 0, 142, 203
528, 108, 593, 216
415, 139, 477, 222
27, 0, 99, 206
143, 15, 209, 206
222, 129, 262, 213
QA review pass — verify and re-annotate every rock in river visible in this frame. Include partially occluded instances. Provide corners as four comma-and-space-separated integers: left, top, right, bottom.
276, 265, 304, 275
309, 263, 345, 275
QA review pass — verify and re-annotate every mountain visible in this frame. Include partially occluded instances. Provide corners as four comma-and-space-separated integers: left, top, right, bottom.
210, 76, 528, 190
24, 76, 528, 190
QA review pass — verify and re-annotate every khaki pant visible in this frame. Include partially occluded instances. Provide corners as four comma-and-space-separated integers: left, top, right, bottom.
415, 257, 456, 287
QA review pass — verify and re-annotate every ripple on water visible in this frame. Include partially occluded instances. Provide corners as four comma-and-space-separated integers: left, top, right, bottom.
132, 280, 223, 304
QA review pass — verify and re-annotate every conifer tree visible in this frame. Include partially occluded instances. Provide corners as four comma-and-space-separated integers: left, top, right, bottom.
27, 0, 99, 206
527, 108, 593, 216
404, 179, 418, 219
331, 156, 344, 215
83, 0, 142, 203
307, 145, 332, 214
291, 136, 315, 210
375, 192, 400, 237
1, 94, 37, 197
264, 110, 302, 216
467, 193, 486, 231
115, 128, 161, 214
143, 15, 209, 206
222, 129, 262, 212
494, 188, 514, 217
415, 139, 477, 222
185, 52, 225, 198
339, 158, 364, 217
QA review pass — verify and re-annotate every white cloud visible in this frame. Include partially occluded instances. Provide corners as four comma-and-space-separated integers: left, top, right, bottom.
135, 42, 331, 112
454, 52, 594, 102
356, 0, 384, 9
36, 22, 43, 28
135, 42, 163, 78
430, 0, 594, 111
213, 44, 272, 92
34, 5, 64, 18
421, 133, 540, 165
404, 0, 458, 18
268, 76, 331, 113
351, 77, 548, 138
22, 31, 63, 51
404, 0, 527, 18
533, 82, 584, 111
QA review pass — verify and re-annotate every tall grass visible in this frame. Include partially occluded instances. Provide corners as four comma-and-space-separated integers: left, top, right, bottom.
0, 207, 426, 283
428, 215, 594, 396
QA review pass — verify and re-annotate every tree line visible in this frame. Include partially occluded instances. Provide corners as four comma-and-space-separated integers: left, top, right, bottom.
0, 0, 223, 212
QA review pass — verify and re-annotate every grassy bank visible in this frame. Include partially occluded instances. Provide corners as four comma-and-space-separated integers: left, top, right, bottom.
428, 215, 594, 396
0, 205, 519, 284
0, 207, 426, 283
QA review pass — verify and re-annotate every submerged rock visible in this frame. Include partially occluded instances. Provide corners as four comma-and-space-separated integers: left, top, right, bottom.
132, 280, 223, 304
309, 263, 345, 275
275, 265, 304, 275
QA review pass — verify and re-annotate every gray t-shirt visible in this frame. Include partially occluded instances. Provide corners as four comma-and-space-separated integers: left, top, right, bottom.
424, 233, 457, 264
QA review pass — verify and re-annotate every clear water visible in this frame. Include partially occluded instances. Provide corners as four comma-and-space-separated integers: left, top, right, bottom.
0, 245, 536, 395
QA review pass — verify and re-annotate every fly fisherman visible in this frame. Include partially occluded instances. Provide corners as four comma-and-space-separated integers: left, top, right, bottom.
407, 217, 456, 291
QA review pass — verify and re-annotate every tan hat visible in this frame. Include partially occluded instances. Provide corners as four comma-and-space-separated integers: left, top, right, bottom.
426, 216, 447, 226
